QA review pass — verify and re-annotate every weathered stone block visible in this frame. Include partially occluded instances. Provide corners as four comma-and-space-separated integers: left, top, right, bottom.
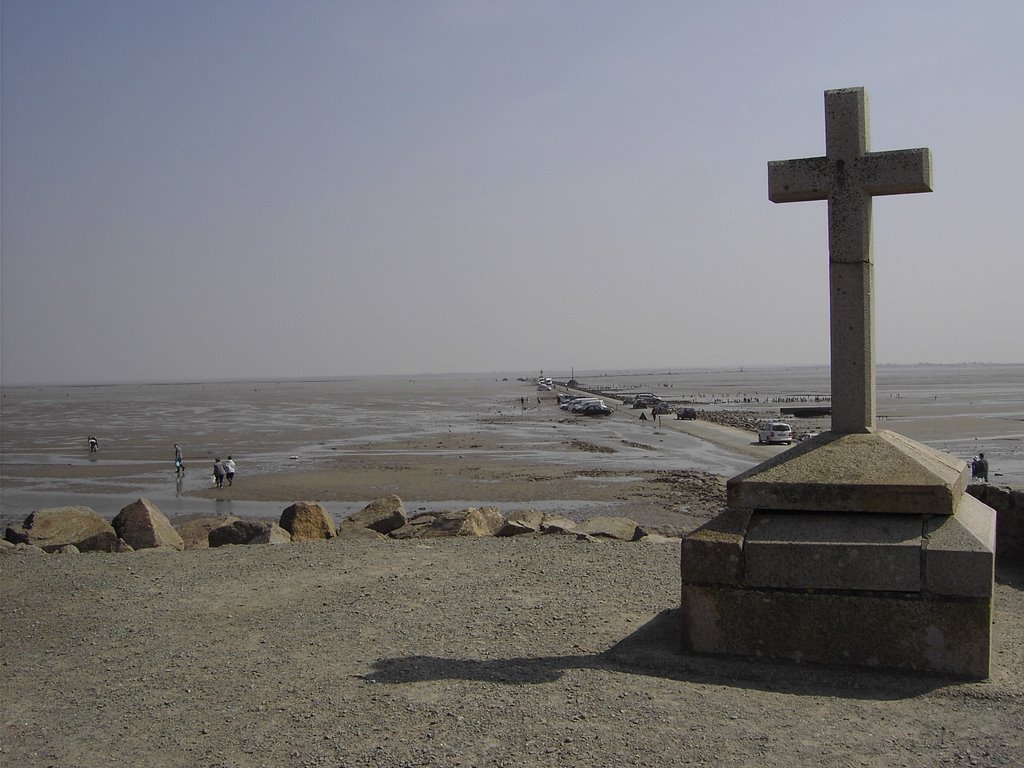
680, 584, 992, 678
924, 494, 996, 598
744, 512, 922, 591
679, 508, 751, 586
727, 431, 967, 515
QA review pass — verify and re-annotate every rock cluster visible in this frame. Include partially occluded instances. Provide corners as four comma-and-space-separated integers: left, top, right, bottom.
2, 494, 662, 557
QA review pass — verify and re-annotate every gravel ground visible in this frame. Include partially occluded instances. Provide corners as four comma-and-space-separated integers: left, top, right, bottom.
2, 537, 1022, 767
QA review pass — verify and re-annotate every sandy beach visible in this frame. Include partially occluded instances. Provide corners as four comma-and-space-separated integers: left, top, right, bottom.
3, 366, 1021, 526
183, 406, 775, 534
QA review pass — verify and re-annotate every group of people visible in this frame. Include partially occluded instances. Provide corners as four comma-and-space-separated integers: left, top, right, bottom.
971, 452, 989, 482
212, 457, 235, 488
172, 444, 235, 487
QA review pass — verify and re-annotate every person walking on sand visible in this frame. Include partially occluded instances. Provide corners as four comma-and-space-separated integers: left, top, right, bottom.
88, 436, 99, 453
174, 444, 185, 475
224, 456, 235, 486
213, 458, 226, 488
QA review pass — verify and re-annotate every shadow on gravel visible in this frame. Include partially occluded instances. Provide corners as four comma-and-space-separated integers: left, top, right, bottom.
369, 609, 962, 701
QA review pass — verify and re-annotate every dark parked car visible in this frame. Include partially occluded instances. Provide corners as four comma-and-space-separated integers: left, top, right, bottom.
631, 394, 661, 408
652, 402, 674, 415
675, 407, 698, 420
580, 403, 613, 416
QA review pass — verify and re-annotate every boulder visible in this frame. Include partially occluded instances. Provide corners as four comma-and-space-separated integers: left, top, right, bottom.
497, 509, 544, 537
208, 519, 291, 547
280, 502, 336, 541
576, 516, 641, 541
177, 516, 241, 549
339, 495, 407, 535
249, 523, 292, 545
539, 514, 578, 535
53, 544, 81, 555
388, 513, 437, 540
5, 507, 119, 553
424, 507, 505, 537
112, 498, 185, 551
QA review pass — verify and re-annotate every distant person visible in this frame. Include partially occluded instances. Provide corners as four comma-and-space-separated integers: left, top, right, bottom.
213, 458, 226, 488
174, 444, 185, 475
224, 456, 236, 486
971, 455, 979, 478
976, 453, 989, 483
88, 436, 99, 453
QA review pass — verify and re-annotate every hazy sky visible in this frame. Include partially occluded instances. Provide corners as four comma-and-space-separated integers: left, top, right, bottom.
2, 1, 1021, 385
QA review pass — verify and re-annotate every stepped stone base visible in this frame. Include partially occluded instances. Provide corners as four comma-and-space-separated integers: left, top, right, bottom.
681, 433, 996, 679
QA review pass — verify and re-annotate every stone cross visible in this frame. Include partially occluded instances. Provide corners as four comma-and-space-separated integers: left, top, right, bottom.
768, 87, 932, 434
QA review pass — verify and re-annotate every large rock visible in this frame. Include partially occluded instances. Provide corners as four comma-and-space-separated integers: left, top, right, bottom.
388, 513, 437, 540
339, 495, 407, 535
112, 498, 185, 551
208, 519, 291, 547
177, 516, 241, 549
576, 516, 642, 541
280, 502, 336, 541
497, 509, 544, 537
424, 507, 505, 537
539, 514, 578, 535
5, 507, 119, 553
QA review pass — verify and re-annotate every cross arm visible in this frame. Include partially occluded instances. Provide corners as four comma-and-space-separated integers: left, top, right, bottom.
857, 148, 933, 196
768, 156, 833, 203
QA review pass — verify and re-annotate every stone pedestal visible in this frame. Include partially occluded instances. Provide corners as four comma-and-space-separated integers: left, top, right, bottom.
680, 431, 996, 678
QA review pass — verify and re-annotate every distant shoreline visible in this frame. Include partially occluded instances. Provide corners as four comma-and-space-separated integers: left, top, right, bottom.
3, 360, 1022, 389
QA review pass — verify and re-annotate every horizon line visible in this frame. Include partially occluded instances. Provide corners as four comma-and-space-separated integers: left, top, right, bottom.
2, 361, 1020, 389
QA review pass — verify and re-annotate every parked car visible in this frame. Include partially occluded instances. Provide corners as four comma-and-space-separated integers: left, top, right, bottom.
798, 432, 820, 442
758, 422, 794, 445
675, 407, 698, 420
579, 403, 613, 416
632, 395, 661, 409
652, 401, 674, 415
569, 398, 604, 413
561, 396, 597, 410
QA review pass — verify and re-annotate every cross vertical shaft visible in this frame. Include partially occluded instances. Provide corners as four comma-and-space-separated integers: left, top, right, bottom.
768, 87, 932, 434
